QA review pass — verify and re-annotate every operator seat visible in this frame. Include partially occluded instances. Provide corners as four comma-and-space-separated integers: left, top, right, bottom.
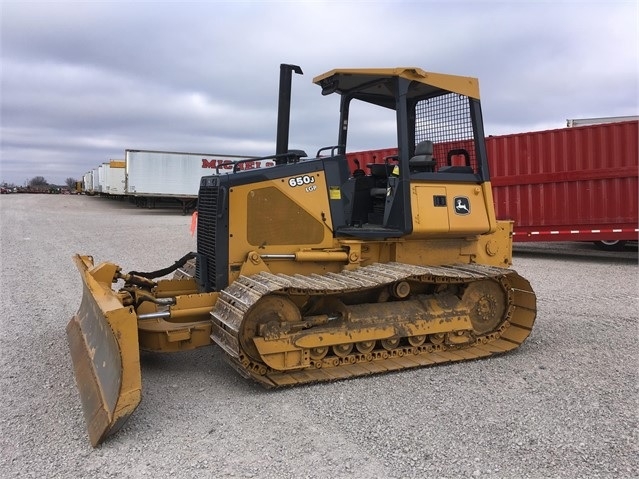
409, 140, 436, 173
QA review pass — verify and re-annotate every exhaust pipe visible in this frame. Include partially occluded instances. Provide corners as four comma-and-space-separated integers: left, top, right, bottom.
275, 64, 303, 163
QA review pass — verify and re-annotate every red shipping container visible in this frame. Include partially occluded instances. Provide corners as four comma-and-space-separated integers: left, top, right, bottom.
487, 120, 638, 243
346, 148, 398, 174
346, 120, 639, 244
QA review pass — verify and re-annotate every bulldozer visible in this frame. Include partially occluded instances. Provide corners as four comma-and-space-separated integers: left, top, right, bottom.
67, 64, 537, 446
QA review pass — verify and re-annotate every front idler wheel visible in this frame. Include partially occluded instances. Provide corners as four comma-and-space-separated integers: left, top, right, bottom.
240, 295, 301, 362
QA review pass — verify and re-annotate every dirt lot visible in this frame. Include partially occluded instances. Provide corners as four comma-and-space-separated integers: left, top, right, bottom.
1, 194, 637, 478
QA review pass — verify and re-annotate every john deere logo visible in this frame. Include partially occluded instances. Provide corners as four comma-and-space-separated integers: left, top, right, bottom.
454, 196, 470, 215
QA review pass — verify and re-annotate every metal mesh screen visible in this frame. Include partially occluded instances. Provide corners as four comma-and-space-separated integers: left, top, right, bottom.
415, 93, 477, 171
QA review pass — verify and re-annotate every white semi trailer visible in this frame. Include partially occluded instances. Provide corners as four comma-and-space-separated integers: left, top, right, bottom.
124, 150, 268, 213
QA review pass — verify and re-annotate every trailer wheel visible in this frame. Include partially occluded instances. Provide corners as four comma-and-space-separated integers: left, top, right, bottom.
593, 240, 627, 251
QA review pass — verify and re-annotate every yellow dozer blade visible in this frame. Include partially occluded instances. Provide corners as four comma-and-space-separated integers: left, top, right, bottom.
66, 255, 141, 447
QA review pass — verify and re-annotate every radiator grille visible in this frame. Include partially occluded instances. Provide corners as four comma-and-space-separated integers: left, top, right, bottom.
196, 179, 219, 291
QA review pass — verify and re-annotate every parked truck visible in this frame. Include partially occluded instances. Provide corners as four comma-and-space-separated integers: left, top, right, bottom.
105, 159, 126, 196
124, 149, 268, 212
82, 171, 93, 195
91, 167, 100, 194
347, 119, 639, 250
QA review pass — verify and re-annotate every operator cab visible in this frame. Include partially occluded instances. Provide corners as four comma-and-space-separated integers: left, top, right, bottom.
312, 67, 491, 238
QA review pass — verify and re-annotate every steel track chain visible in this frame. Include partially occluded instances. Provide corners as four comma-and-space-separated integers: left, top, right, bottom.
210, 262, 536, 387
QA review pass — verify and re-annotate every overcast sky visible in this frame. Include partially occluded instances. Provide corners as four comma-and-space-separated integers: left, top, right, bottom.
1, 0, 637, 186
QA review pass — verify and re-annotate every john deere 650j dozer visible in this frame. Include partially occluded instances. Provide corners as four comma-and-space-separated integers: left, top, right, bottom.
68, 65, 536, 446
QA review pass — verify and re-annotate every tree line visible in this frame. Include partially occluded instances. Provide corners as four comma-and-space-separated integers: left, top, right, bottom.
1, 176, 78, 190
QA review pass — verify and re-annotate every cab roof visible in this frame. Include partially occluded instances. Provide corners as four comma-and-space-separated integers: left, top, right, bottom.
312, 67, 480, 106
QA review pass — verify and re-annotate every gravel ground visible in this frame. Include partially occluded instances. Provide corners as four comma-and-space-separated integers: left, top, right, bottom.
1, 194, 637, 479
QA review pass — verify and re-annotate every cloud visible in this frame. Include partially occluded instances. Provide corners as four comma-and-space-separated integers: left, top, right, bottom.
1, 0, 637, 185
